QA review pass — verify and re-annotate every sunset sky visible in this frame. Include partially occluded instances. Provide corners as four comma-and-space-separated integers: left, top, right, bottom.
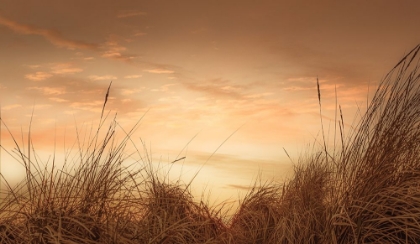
1, 1, 420, 206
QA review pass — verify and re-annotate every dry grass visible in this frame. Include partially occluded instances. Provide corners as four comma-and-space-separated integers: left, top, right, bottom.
1, 44, 420, 243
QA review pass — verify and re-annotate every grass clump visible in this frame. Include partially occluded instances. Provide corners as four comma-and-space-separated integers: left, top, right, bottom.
0, 108, 228, 243
0, 115, 146, 243
274, 44, 420, 244
140, 178, 226, 243
228, 184, 283, 243
1, 44, 420, 243
329, 45, 420, 243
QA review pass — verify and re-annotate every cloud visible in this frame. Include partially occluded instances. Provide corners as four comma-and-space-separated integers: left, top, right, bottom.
182, 78, 244, 99
120, 88, 144, 95
33, 104, 52, 110
25, 72, 53, 81
151, 83, 176, 92
117, 10, 147, 18
133, 31, 147, 37
2, 104, 22, 110
70, 101, 104, 113
101, 39, 136, 62
244, 92, 273, 99
16, 76, 145, 116
0, 15, 98, 50
281, 76, 345, 100
49, 97, 69, 103
124, 75, 142, 79
27, 86, 66, 95
101, 40, 126, 58
144, 68, 175, 74
269, 42, 381, 89
0, 16, 143, 65
89, 75, 117, 81
227, 184, 258, 191
27, 64, 41, 69
50, 63, 83, 75
24, 64, 82, 82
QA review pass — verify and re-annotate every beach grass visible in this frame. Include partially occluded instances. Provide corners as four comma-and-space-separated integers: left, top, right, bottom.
1, 44, 420, 243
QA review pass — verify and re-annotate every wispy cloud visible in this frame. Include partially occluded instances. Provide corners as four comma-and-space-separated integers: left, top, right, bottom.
282, 76, 344, 97
0, 15, 141, 65
244, 92, 273, 99
117, 10, 147, 18
0, 15, 98, 50
33, 104, 52, 110
70, 101, 104, 113
151, 83, 176, 92
2, 104, 22, 110
133, 31, 147, 37
124, 74, 142, 79
89, 75, 117, 81
49, 97, 69, 103
27, 86, 66, 95
120, 88, 144, 95
101, 40, 126, 58
183, 78, 244, 99
50, 63, 83, 75
24, 64, 82, 81
27, 64, 41, 69
101, 39, 136, 62
25, 72, 53, 81
227, 184, 257, 191
144, 68, 174, 74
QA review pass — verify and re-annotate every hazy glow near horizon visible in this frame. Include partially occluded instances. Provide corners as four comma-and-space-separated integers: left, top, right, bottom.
1, 1, 420, 203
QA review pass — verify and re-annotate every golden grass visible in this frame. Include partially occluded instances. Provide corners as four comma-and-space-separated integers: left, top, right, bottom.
0, 44, 420, 243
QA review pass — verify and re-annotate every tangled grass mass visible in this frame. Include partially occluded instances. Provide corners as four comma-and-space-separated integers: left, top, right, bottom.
1, 44, 420, 243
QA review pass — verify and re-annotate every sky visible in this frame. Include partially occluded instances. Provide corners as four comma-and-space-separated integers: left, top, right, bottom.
1, 0, 420, 208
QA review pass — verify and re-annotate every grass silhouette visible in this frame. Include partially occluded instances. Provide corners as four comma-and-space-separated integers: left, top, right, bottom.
0, 44, 420, 243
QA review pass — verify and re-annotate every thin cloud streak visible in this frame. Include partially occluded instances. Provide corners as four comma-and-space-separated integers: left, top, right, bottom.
0, 15, 98, 50
117, 10, 147, 18
49, 97, 69, 103
2, 104, 22, 110
27, 86, 66, 95
24, 63, 83, 81
227, 184, 257, 191
0, 16, 138, 64
124, 75, 142, 79
101, 39, 137, 62
50, 63, 83, 75
145, 69, 175, 74
133, 31, 147, 37
182, 79, 244, 99
89, 75, 117, 81
25, 72, 52, 81
120, 88, 144, 95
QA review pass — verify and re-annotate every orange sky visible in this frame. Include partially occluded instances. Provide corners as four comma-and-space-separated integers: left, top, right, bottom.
1, 1, 420, 206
